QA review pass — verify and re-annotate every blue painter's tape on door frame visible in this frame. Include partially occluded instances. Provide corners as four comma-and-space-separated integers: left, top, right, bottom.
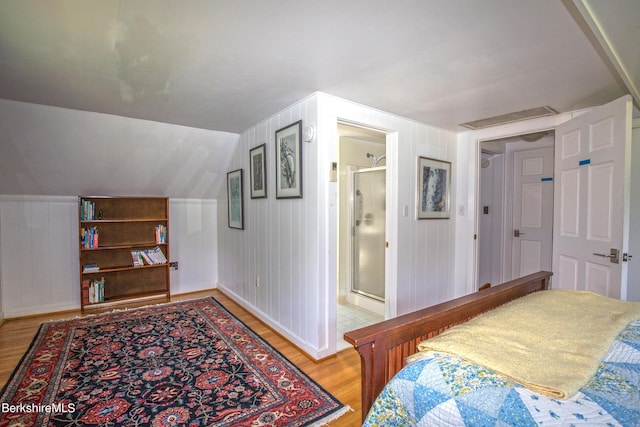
541, 177, 553, 182
579, 159, 591, 166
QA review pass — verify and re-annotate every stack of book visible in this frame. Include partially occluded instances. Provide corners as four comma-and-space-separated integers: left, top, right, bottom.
155, 225, 167, 243
83, 263, 100, 273
82, 277, 105, 304
81, 227, 99, 248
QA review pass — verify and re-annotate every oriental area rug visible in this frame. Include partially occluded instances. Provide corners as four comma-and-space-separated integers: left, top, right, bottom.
0, 298, 348, 426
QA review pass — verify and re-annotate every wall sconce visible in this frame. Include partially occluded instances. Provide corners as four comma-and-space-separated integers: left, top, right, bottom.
303, 125, 315, 142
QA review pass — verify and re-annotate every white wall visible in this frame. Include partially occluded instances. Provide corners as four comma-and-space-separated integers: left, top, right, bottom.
0, 100, 238, 199
0, 203, 3, 324
319, 93, 459, 319
0, 196, 218, 317
217, 92, 458, 359
217, 94, 323, 357
168, 199, 219, 294
629, 118, 640, 301
1, 196, 80, 317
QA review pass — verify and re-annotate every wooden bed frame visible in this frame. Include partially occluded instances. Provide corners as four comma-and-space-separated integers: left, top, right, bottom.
343, 270, 553, 421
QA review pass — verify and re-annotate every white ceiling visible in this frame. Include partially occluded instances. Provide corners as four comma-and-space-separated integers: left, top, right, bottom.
0, 1, 638, 199
1, 0, 638, 134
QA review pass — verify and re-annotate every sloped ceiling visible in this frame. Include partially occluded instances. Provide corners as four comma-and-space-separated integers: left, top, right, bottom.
0, 0, 638, 198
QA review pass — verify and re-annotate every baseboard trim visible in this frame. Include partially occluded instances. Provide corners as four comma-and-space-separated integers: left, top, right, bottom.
216, 287, 332, 362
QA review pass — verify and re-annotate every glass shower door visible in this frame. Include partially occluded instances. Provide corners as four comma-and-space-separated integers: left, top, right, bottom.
352, 167, 386, 301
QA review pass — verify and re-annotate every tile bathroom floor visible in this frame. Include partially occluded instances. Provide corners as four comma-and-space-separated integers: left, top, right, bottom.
337, 302, 384, 351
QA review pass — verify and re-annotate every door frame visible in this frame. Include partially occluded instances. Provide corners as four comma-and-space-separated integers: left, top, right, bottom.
469, 100, 635, 294
477, 136, 555, 287
337, 120, 396, 319
465, 112, 576, 293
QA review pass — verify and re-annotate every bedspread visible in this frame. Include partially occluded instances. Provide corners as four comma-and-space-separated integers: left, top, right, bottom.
363, 320, 640, 427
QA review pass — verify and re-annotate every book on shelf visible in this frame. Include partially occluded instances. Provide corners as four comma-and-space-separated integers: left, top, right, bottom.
131, 247, 168, 265
140, 250, 153, 265
83, 263, 100, 273
155, 224, 167, 243
146, 246, 168, 264
80, 199, 96, 221
80, 227, 99, 249
84, 277, 105, 304
131, 250, 145, 267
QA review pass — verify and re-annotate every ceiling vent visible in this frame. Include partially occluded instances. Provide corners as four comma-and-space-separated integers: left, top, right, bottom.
459, 106, 558, 130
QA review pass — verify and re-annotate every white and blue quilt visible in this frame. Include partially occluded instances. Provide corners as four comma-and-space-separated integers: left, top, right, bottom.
363, 320, 640, 426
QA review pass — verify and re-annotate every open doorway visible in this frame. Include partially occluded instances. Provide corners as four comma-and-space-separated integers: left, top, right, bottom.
477, 131, 555, 287
336, 123, 386, 350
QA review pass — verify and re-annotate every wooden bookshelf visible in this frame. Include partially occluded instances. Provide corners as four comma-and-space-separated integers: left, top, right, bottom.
79, 196, 170, 311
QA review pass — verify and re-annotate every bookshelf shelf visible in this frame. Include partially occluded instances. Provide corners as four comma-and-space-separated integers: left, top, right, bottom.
82, 263, 168, 274
81, 291, 169, 311
81, 218, 168, 224
78, 196, 170, 310
81, 242, 168, 251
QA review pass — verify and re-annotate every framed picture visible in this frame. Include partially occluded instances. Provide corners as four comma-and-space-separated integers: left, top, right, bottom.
275, 120, 303, 199
249, 144, 267, 199
227, 169, 244, 229
417, 156, 451, 219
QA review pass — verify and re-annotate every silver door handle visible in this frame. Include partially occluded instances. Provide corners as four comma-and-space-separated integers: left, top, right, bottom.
355, 190, 363, 226
593, 248, 619, 264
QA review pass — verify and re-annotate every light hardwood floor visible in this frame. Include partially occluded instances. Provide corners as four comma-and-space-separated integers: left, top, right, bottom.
0, 289, 363, 426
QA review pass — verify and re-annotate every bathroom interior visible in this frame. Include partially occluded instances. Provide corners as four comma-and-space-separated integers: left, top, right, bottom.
336, 123, 387, 350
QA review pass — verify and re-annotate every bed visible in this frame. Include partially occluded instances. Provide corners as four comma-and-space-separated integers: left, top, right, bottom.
344, 271, 640, 426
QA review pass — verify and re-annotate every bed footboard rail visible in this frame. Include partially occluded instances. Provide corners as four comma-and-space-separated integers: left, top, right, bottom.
344, 271, 552, 422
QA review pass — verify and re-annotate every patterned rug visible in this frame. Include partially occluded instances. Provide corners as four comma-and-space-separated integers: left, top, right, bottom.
0, 298, 348, 426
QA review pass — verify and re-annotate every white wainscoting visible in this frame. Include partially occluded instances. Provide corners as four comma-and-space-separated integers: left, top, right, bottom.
0, 196, 218, 317
0, 195, 79, 317
169, 199, 218, 295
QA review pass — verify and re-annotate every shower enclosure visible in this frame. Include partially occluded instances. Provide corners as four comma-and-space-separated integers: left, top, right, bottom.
351, 166, 386, 301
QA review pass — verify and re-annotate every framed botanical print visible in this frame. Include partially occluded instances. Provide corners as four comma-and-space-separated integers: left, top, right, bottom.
249, 144, 267, 199
227, 169, 244, 229
275, 120, 302, 199
417, 156, 451, 219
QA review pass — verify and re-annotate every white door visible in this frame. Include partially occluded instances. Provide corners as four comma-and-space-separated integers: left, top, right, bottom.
552, 95, 632, 298
512, 147, 554, 277
628, 119, 640, 301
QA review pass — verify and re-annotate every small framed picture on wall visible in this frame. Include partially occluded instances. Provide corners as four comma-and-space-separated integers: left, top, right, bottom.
417, 156, 451, 219
227, 169, 244, 229
275, 120, 303, 199
249, 144, 267, 199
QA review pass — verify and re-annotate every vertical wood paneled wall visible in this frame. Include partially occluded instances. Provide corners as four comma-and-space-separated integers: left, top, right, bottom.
318, 94, 459, 318
217, 92, 459, 359
217, 95, 323, 357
